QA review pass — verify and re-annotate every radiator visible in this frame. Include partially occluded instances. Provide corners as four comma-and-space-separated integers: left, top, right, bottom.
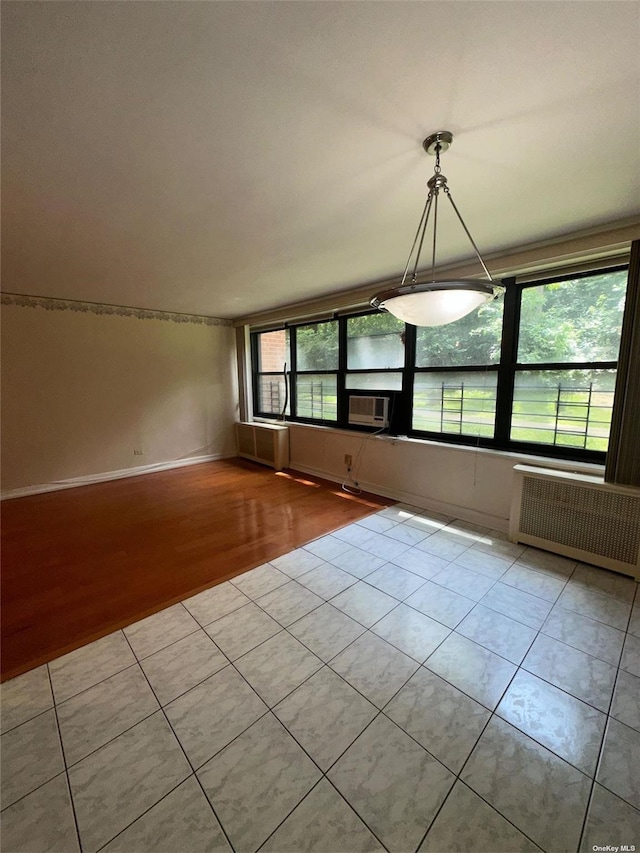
236, 422, 289, 471
510, 464, 640, 579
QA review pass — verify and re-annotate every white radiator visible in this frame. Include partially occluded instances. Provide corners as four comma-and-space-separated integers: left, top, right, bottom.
510, 464, 640, 579
236, 422, 289, 471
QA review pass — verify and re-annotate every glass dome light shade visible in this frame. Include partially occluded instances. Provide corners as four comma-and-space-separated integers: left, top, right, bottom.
370, 280, 499, 327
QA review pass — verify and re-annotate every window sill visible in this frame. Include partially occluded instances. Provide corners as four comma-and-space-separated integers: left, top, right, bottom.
256, 418, 605, 478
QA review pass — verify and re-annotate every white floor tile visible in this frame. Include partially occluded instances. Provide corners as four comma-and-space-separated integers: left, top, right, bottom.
329, 632, 418, 709
124, 603, 199, 659
501, 563, 567, 603
610, 670, 640, 731
287, 603, 365, 662
230, 563, 290, 600
371, 604, 450, 662
621, 632, 640, 676
140, 630, 228, 706
481, 582, 553, 630
165, 666, 267, 768
182, 581, 251, 626
386, 668, 490, 773
580, 783, 640, 853
542, 606, 625, 665
270, 548, 325, 578
405, 582, 475, 629
456, 604, 537, 664
49, 631, 136, 703
260, 778, 384, 852
496, 670, 606, 775
365, 563, 427, 601
234, 631, 323, 707
425, 633, 516, 710
274, 667, 377, 770
68, 712, 191, 853
303, 534, 352, 561
597, 718, 640, 809
522, 633, 616, 712
296, 563, 358, 599
0, 709, 64, 808
388, 547, 449, 580
102, 776, 231, 852
330, 582, 398, 627
462, 716, 591, 852
420, 780, 541, 853
255, 580, 323, 627
568, 563, 636, 603
198, 713, 320, 852
0, 665, 53, 734
0, 773, 80, 853
204, 602, 281, 660
57, 664, 159, 765
328, 714, 454, 853
328, 545, 386, 579
431, 563, 496, 602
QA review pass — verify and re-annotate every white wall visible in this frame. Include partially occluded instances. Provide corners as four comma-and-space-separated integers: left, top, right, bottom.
287, 422, 604, 530
1, 302, 239, 494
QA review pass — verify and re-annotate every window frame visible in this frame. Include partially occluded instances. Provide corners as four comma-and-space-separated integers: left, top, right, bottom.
250, 263, 628, 463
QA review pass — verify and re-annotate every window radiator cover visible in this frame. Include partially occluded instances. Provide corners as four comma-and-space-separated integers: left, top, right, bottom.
510, 465, 640, 578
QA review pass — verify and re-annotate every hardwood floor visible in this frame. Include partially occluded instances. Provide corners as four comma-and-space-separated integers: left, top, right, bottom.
1, 459, 392, 681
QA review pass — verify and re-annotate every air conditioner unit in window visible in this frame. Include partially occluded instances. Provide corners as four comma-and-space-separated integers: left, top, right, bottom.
348, 395, 389, 427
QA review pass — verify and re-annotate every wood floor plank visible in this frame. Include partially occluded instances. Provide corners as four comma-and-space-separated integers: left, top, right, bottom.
1, 459, 392, 680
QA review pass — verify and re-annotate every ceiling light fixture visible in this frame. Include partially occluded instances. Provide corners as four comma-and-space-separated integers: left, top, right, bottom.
371, 131, 503, 326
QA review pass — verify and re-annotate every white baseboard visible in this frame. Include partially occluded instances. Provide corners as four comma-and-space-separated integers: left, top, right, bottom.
1, 452, 237, 501
290, 462, 509, 532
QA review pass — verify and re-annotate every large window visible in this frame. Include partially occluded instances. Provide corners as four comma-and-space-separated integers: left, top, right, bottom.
251, 265, 628, 462
346, 314, 405, 391
508, 271, 625, 452
254, 329, 290, 416
413, 297, 503, 438
295, 321, 339, 420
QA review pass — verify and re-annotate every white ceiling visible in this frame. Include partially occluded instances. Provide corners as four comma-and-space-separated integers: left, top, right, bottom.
2, 1, 639, 320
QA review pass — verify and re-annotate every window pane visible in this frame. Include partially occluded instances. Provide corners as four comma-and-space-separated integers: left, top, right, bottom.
296, 322, 339, 371
346, 372, 403, 391
517, 270, 627, 364
416, 298, 503, 367
412, 372, 497, 437
511, 369, 616, 451
257, 375, 289, 416
257, 329, 290, 372
296, 374, 337, 420
347, 314, 405, 369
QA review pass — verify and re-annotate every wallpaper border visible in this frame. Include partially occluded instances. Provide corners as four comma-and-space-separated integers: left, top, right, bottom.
1, 293, 232, 327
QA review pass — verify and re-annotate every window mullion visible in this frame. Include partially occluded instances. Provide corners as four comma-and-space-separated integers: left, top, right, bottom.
337, 316, 347, 427
494, 277, 518, 445
398, 322, 415, 435
289, 325, 297, 419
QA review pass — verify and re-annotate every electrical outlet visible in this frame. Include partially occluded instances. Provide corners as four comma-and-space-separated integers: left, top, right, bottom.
344, 454, 352, 467
133, 450, 144, 456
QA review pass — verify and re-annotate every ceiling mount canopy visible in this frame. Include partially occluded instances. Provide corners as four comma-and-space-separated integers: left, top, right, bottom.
371, 130, 504, 326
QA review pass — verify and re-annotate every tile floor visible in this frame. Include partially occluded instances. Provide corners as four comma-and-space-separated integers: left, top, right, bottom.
1, 504, 639, 853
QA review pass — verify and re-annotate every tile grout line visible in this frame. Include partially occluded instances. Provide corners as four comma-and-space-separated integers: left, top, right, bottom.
46, 664, 84, 853
576, 589, 640, 851
411, 574, 590, 853
118, 630, 239, 853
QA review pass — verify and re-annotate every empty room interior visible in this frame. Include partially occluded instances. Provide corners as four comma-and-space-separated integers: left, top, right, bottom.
1, 2, 640, 852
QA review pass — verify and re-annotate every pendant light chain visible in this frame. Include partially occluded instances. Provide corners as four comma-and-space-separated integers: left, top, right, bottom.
431, 143, 441, 282
370, 130, 503, 325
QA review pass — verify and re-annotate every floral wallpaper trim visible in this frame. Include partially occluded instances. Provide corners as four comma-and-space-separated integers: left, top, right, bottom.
1, 293, 232, 327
